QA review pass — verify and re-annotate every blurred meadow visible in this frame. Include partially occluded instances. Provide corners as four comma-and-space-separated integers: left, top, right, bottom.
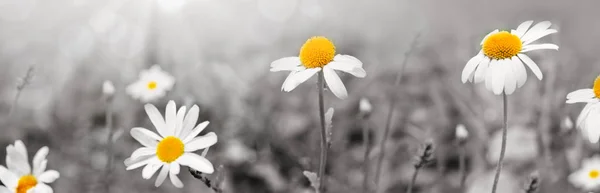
1, 0, 600, 192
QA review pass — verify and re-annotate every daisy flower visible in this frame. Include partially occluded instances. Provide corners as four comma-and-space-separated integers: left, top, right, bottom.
566, 75, 600, 143
0, 140, 60, 193
126, 65, 175, 102
270, 36, 366, 99
461, 21, 559, 95
124, 100, 217, 188
569, 156, 600, 190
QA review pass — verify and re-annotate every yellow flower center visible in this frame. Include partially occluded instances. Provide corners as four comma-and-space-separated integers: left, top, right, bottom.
299, 36, 336, 69
482, 31, 522, 60
156, 136, 184, 163
594, 75, 600, 98
16, 175, 37, 193
590, 169, 600, 179
147, 81, 157, 90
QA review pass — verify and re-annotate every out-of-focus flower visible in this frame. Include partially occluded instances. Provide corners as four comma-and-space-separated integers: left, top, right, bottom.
359, 98, 372, 115
569, 156, 600, 190
455, 124, 469, 141
566, 75, 600, 143
102, 80, 115, 96
0, 140, 60, 193
126, 65, 175, 102
461, 21, 558, 95
270, 36, 366, 99
124, 100, 217, 188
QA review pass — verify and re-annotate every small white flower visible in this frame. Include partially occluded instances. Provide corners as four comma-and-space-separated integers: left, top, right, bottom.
461, 21, 559, 95
455, 124, 469, 140
566, 75, 600, 143
270, 36, 366, 99
569, 156, 600, 190
0, 140, 60, 193
126, 65, 175, 102
102, 80, 115, 96
124, 100, 217, 188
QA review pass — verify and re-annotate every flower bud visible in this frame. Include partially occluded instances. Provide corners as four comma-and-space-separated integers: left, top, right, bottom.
455, 124, 469, 141
103, 80, 115, 97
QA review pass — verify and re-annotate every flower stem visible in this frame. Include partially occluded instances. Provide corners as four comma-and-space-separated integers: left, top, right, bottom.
190, 168, 223, 193
459, 145, 467, 190
407, 166, 420, 193
102, 98, 115, 193
317, 71, 328, 193
490, 92, 508, 193
362, 119, 370, 192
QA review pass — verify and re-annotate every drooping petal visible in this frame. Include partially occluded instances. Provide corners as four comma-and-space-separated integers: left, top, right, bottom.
513, 20, 534, 38
492, 59, 506, 95
169, 173, 184, 188
521, 21, 552, 43
485, 60, 497, 91
504, 60, 518, 95
130, 147, 156, 160
474, 57, 491, 83
38, 170, 60, 183
144, 104, 166, 135
521, 44, 559, 52
329, 55, 366, 78
170, 162, 180, 175
584, 108, 600, 143
323, 67, 348, 99
177, 153, 214, 174
154, 164, 170, 187
462, 53, 484, 83
518, 54, 543, 80
281, 71, 298, 91
126, 156, 158, 170
270, 57, 301, 72
183, 121, 210, 143
179, 105, 199, 138
164, 100, 177, 137
130, 127, 161, 147
185, 132, 217, 152
142, 162, 162, 179
282, 68, 320, 92
512, 56, 528, 88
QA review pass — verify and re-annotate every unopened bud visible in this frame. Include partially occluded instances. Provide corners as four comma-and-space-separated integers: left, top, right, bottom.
524, 171, 540, 193
455, 124, 469, 141
413, 140, 435, 168
103, 80, 115, 96
562, 116, 573, 131
359, 98, 372, 116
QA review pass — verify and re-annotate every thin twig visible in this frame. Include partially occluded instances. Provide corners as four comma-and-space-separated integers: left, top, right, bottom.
407, 167, 420, 193
190, 168, 223, 193
408, 141, 434, 193
361, 117, 370, 192
459, 145, 467, 190
317, 71, 328, 193
374, 32, 421, 191
491, 92, 508, 193
7, 66, 34, 120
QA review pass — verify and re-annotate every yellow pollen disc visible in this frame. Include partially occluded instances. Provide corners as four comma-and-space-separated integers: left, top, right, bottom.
299, 36, 336, 69
590, 169, 600, 179
16, 175, 37, 193
594, 75, 600, 98
156, 136, 185, 163
147, 81, 157, 90
482, 31, 522, 60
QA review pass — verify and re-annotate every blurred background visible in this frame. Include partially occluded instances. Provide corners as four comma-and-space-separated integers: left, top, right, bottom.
1, 0, 600, 192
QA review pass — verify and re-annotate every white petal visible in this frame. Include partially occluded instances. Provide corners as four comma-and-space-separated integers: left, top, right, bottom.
38, 170, 60, 183
567, 89, 595, 100
270, 57, 301, 72
522, 43, 559, 52
567, 98, 600, 104
33, 183, 53, 193
169, 173, 184, 188
7, 147, 29, 176
481, 29, 499, 45
521, 21, 552, 43
578, 103, 599, 131
513, 20, 534, 38
126, 156, 157, 170
180, 105, 199, 138
183, 121, 209, 143
130, 127, 161, 147
323, 67, 348, 99
14, 140, 31, 174
504, 60, 517, 95
523, 30, 558, 46
281, 71, 298, 91
474, 57, 491, 83
185, 132, 217, 152
585, 109, 600, 143
170, 162, 180, 175
0, 166, 18, 188
329, 55, 366, 77
154, 164, 170, 187
0, 186, 10, 193
518, 54, 543, 80
177, 153, 214, 174
333, 54, 363, 67
512, 56, 528, 88
35, 160, 47, 177
144, 104, 166, 135
492, 59, 506, 95
164, 100, 177, 137
130, 147, 156, 160
485, 60, 497, 91
174, 106, 186, 137
462, 53, 484, 83
282, 68, 320, 92
568, 171, 587, 189
142, 161, 162, 179
32, 147, 48, 174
